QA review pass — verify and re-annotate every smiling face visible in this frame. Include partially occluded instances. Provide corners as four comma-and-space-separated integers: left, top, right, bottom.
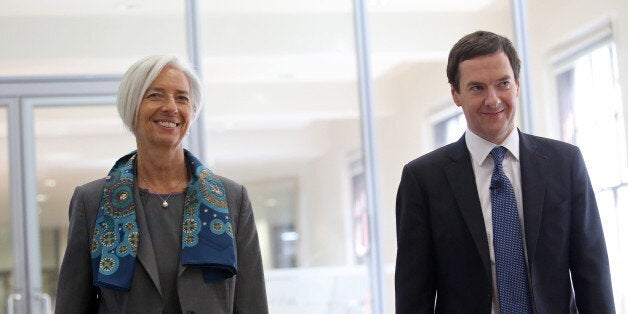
452, 52, 519, 144
133, 65, 192, 150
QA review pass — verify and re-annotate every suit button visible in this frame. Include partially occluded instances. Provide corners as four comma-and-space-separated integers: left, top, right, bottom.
186, 311, 196, 314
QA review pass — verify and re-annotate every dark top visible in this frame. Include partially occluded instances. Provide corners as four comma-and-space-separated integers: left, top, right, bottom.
139, 188, 185, 314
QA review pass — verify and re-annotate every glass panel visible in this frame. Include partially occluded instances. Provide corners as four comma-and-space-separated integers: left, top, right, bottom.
33, 102, 135, 311
0, 107, 11, 314
617, 186, 628, 313
434, 112, 466, 148
368, 1, 514, 311
558, 42, 627, 312
570, 44, 626, 188
0, 2, 187, 77
197, 1, 370, 312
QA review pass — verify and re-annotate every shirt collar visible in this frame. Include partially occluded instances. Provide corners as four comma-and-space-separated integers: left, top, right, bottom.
465, 128, 520, 166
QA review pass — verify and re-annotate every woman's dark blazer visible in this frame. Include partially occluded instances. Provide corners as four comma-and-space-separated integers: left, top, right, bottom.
56, 175, 268, 314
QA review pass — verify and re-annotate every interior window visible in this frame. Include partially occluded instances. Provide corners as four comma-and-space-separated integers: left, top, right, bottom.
556, 41, 627, 308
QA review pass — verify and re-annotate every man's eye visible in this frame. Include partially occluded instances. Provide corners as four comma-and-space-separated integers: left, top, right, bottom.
469, 85, 482, 91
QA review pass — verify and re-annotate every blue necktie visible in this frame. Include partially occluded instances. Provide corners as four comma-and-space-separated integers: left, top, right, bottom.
490, 146, 532, 313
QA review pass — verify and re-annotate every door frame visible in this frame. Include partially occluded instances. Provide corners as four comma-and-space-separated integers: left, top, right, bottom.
1, 77, 119, 314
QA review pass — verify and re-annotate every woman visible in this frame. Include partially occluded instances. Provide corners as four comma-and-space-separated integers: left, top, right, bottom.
55, 55, 268, 313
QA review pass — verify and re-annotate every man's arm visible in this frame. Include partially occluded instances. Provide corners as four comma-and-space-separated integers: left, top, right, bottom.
395, 164, 436, 313
568, 148, 615, 313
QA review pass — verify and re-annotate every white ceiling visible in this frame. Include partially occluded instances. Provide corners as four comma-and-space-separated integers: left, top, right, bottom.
0, 0, 494, 16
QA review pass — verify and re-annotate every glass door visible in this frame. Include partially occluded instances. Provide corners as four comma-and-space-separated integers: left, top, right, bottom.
27, 96, 135, 312
0, 104, 12, 314
196, 1, 374, 312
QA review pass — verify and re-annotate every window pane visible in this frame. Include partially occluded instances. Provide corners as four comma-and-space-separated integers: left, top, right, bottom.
610, 186, 628, 311
556, 42, 627, 313
434, 112, 466, 148
569, 44, 626, 188
368, 1, 514, 311
197, 1, 371, 312
0, 107, 11, 314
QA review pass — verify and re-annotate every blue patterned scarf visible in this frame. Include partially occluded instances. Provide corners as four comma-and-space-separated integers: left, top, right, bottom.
90, 150, 237, 291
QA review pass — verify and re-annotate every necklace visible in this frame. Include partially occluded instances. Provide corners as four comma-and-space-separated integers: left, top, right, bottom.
157, 192, 174, 208
140, 175, 184, 208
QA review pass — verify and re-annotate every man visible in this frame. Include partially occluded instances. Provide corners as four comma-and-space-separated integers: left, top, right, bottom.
395, 30, 615, 313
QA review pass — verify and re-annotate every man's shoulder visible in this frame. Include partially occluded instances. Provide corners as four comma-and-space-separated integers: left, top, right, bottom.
519, 132, 580, 157
405, 140, 464, 170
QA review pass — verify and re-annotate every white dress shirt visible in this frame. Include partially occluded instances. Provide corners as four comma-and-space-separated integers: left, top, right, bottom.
465, 129, 528, 314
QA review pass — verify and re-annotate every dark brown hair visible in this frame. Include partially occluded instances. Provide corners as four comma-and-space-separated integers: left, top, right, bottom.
447, 30, 521, 93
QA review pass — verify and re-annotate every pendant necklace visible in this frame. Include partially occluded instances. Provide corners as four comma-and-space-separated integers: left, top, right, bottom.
157, 192, 174, 208
141, 175, 182, 208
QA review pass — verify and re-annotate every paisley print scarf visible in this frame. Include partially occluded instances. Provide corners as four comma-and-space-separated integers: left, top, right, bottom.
90, 150, 237, 291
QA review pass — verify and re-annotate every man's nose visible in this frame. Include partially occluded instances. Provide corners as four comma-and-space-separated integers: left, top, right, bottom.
484, 87, 500, 107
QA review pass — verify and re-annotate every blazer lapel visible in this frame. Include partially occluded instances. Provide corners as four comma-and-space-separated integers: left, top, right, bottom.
519, 132, 548, 263
134, 185, 163, 296
177, 258, 187, 279
444, 136, 492, 279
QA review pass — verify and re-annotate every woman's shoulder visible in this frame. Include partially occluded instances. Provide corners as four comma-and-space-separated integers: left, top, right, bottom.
75, 177, 107, 195
214, 174, 244, 194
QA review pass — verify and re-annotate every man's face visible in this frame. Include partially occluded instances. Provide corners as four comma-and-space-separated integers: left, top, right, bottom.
452, 51, 519, 144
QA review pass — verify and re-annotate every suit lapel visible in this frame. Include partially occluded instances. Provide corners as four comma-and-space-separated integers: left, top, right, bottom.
519, 132, 548, 263
134, 185, 163, 296
444, 136, 492, 279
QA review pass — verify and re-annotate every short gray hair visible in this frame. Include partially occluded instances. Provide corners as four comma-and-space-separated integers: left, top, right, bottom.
117, 55, 202, 131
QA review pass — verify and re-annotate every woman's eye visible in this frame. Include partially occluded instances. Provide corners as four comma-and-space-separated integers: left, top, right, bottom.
146, 93, 161, 99
177, 96, 190, 102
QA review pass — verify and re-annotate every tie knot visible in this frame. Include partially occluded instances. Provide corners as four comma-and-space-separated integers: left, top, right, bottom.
490, 146, 507, 165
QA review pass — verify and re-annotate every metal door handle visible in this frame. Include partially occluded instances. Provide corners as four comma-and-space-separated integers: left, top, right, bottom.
35, 293, 52, 314
7, 293, 22, 314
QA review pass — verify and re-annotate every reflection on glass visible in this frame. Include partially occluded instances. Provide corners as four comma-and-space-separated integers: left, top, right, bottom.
247, 179, 298, 269
368, 2, 514, 312
0, 107, 11, 314
33, 104, 134, 310
198, 1, 369, 312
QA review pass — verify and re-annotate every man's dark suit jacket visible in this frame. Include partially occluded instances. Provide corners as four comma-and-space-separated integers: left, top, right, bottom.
395, 131, 614, 313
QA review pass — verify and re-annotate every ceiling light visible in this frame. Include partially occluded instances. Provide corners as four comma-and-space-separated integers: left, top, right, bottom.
117, 1, 139, 11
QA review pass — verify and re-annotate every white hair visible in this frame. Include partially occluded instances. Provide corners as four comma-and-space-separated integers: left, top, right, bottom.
117, 55, 202, 132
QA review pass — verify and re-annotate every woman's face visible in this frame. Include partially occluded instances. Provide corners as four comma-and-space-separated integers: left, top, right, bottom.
133, 65, 192, 150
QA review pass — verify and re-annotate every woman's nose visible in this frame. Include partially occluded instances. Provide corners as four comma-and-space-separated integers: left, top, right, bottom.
161, 96, 179, 114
